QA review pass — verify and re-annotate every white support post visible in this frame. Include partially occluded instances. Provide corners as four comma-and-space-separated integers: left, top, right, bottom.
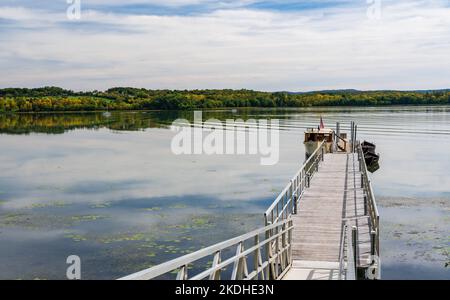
209, 251, 222, 280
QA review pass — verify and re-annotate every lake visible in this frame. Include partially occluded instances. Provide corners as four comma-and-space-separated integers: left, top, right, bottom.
0, 106, 449, 280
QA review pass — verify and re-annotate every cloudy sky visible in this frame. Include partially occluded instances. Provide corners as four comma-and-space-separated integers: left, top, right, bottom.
0, 0, 449, 91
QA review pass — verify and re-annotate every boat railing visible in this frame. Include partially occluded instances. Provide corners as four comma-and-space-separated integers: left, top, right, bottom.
264, 141, 326, 226
118, 219, 294, 280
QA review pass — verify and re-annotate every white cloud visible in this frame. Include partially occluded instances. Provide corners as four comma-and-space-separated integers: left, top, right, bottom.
85, 0, 260, 8
0, 0, 449, 91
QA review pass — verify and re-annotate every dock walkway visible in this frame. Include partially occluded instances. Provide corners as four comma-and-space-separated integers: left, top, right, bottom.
283, 152, 371, 280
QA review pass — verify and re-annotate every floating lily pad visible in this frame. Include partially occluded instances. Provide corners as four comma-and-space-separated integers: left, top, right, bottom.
143, 207, 161, 212
169, 204, 187, 209
98, 232, 150, 244
29, 201, 69, 209
71, 215, 106, 222
90, 202, 112, 209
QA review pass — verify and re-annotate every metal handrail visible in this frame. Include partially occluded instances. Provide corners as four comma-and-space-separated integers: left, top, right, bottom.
264, 141, 326, 225
356, 142, 380, 256
338, 222, 347, 280
345, 223, 356, 280
338, 221, 356, 280
119, 219, 294, 280
338, 222, 357, 280
338, 139, 380, 280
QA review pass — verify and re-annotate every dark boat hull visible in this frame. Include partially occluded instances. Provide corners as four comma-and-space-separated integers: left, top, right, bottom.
362, 141, 376, 154
361, 140, 380, 173
364, 152, 380, 166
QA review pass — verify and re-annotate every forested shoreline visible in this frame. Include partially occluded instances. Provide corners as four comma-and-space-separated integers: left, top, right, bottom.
0, 87, 449, 112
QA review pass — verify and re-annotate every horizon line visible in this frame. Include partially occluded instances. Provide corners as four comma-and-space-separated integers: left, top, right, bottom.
1, 86, 449, 94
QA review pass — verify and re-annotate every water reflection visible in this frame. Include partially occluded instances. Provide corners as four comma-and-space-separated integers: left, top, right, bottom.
0, 110, 289, 134
0, 112, 165, 134
1, 106, 450, 136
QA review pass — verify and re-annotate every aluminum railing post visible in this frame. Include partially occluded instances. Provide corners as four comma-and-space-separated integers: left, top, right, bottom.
352, 226, 358, 276
370, 230, 376, 257
293, 195, 298, 215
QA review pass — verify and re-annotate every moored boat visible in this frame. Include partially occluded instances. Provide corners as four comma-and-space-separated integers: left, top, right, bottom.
362, 141, 376, 153
304, 127, 334, 159
303, 117, 349, 159
361, 140, 380, 173
364, 150, 380, 165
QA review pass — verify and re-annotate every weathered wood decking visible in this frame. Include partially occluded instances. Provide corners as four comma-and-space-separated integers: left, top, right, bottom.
283, 152, 371, 280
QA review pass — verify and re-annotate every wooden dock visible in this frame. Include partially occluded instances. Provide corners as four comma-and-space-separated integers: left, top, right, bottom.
120, 124, 380, 281
283, 152, 372, 280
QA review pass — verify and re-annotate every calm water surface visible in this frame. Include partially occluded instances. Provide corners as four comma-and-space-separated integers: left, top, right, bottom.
0, 107, 449, 279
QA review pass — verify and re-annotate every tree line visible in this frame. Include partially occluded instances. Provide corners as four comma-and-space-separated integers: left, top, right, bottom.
0, 87, 449, 112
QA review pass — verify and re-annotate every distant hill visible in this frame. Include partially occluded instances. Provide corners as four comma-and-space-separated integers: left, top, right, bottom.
287, 89, 450, 94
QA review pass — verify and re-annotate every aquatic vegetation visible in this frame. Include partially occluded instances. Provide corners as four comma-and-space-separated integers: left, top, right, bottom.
206, 204, 235, 210
0, 213, 27, 226
90, 202, 112, 209
143, 207, 162, 212
180, 249, 194, 254
382, 208, 450, 268
29, 201, 69, 209
378, 196, 450, 208
166, 216, 214, 230
64, 233, 87, 242
0, 212, 76, 230
169, 204, 187, 209
71, 215, 106, 222
191, 217, 209, 227
169, 221, 192, 230
99, 233, 150, 244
